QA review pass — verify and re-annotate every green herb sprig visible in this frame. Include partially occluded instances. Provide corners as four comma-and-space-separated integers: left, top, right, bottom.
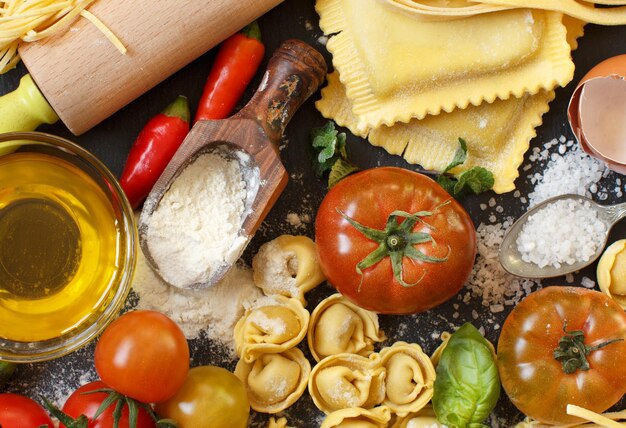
311, 121, 359, 188
437, 138, 494, 198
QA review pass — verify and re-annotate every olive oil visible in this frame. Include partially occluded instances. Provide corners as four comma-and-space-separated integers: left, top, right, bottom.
0, 152, 123, 342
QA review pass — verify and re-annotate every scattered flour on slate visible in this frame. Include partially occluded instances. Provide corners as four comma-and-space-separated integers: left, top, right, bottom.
132, 243, 262, 355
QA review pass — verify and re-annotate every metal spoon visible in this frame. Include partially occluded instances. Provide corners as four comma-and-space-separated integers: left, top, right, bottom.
499, 194, 626, 278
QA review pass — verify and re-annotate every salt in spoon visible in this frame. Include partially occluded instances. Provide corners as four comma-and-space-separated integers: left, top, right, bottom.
499, 194, 626, 278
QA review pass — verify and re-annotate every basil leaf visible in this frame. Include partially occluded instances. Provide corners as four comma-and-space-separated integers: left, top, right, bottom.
433, 323, 501, 428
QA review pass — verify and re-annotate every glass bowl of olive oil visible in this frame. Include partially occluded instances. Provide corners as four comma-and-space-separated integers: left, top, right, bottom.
0, 132, 136, 362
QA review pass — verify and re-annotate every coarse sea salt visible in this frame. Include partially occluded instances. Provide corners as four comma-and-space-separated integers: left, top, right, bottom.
465, 219, 541, 308
516, 199, 606, 268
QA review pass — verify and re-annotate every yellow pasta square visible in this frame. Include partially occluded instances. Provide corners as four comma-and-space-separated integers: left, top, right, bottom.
316, 71, 554, 194
317, 0, 574, 133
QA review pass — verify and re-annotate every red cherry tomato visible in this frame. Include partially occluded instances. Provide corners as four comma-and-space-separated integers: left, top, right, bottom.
61, 381, 155, 428
498, 286, 626, 425
0, 393, 54, 428
94, 310, 189, 403
315, 167, 476, 314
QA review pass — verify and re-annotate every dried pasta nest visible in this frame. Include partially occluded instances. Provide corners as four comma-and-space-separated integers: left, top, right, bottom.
309, 353, 386, 414
320, 406, 391, 428
234, 295, 310, 363
252, 235, 326, 306
391, 406, 446, 428
379, 342, 436, 416
308, 293, 386, 362
235, 348, 311, 414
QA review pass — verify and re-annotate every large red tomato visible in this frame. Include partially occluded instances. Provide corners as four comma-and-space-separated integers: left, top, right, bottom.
497, 286, 626, 425
0, 393, 53, 428
61, 381, 155, 428
94, 310, 189, 403
315, 167, 476, 314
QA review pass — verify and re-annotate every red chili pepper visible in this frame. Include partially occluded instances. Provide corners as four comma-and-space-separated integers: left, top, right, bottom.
120, 95, 190, 209
194, 21, 265, 123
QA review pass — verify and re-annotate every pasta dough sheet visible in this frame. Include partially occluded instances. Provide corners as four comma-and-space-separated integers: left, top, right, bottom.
383, 0, 626, 25
317, 0, 574, 133
316, 71, 554, 194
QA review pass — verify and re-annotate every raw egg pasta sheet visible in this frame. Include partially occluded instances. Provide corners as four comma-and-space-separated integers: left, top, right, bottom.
316, 71, 554, 194
477, 0, 626, 25
379, 0, 513, 21
316, 0, 574, 133
315, 16, 584, 194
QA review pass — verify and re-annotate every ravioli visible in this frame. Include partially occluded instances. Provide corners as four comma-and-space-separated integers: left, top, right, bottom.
235, 348, 311, 413
309, 354, 386, 414
308, 293, 385, 362
316, 71, 554, 193
321, 406, 391, 428
379, 342, 436, 416
234, 296, 310, 363
316, 0, 574, 133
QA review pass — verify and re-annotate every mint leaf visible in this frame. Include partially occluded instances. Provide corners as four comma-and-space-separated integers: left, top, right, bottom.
437, 138, 494, 198
329, 158, 359, 188
437, 174, 457, 195
311, 121, 358, 186
442, 138, 468, 174
454, 167, 494, 196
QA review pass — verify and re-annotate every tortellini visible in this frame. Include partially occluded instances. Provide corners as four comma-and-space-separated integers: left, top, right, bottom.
379, 342, 436, 416
321, 406, 391, 428
252, 235, 326, 305
391, 406, 447, 428
309, 353, 386, 414
429, 332, 451, 368
234, 295, 310, 363
235, 348, 311, 414
308, 294, 386, 362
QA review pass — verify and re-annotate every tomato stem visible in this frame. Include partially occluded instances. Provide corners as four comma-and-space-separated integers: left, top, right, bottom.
336, 207, 450, 289
553, 322, 624, 374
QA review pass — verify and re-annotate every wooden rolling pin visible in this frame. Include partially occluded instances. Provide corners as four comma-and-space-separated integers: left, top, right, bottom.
12, 0, 283, 135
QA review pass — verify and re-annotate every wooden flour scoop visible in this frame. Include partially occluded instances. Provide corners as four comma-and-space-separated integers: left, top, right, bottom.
138, 40, 327, 289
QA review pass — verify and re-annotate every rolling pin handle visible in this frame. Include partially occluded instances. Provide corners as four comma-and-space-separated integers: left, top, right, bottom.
237, 39, 327, 144
0, 74, 59, 134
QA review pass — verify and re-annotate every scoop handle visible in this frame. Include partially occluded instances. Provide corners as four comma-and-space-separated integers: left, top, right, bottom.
237, 39, 327, 143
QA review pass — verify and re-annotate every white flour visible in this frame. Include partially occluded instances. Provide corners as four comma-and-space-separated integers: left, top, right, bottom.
146, 153, 247, 288
132, 245, 262, 353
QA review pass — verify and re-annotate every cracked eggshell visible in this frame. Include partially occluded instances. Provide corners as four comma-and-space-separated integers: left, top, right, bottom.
568, 54, 626, 173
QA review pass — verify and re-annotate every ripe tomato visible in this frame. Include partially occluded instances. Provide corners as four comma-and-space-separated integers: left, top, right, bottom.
61, 381, 155, 428
155, 366, 249, 428
0, 393, 53, 428
497, 286, 626, 425
315, 167, 476, 314
94, 310, 189, 403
